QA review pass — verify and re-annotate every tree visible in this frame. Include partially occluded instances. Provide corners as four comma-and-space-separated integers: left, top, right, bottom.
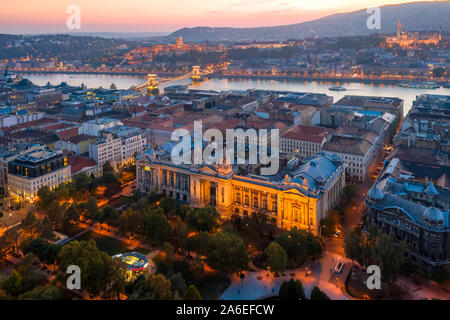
205, 232, 249, 273
374, 233, 407, 284
85, 196, 99, 220
22, 211, 38, 236
275, 228, 323, 267
23, 238, 61, 272
162, 242, 175, 267
146, 273, 172, 300
174, 217, 188, 252
19, 285, 62, 300
39, 216, 54, 240
103, 161, 114, 174
100, 205, 119, 226
159, 197, 177, 216
310, 286, 330, 300
187, 206, 220, 232
47, 200, 66, 228
110, 83, 117, 90
343, 227, 364, 265
118, 209, 143, 236
342, 184, 358, 205
142, 207, 170, 244
1, 270, 22, 296
57, 240, 116, 298
264, 242, 288, 274
177, 204, 191, 220
170, 273, 186, 297
184, 285, 202, 300
279, 279, 305, 300
432, 66, 445, 78
2, 228, 20, 255
67, 204, 80, 223
104, 259, 127, 300
37, 186, 56, 210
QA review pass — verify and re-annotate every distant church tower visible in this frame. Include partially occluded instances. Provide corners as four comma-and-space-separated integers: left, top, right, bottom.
397, 19, 402, 38
176, 36, 183, 47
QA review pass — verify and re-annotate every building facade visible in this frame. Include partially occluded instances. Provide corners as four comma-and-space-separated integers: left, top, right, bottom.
7, 148, 71, 202
137, 151, 346, 234
281, 125, 332, 158
366, 158, 450, 272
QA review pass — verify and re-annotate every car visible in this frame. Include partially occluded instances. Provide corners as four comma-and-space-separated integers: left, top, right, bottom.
334, 260, 344, 273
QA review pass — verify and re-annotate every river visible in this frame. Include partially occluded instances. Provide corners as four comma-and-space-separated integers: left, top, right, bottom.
23, 73, 450, 115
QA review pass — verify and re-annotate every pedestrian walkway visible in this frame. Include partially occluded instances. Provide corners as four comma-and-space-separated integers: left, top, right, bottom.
220, 251, 352, 300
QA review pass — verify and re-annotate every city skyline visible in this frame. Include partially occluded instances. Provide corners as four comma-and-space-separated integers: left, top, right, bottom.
0, 0, 439, 34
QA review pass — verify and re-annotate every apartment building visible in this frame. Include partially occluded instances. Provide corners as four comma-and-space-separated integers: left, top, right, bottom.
7, 147, 71, 202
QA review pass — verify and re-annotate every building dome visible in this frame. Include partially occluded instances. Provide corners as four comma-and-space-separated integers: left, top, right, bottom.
424, 182, 439, 196
423, 207, 444, 224
368, 187, 384, 201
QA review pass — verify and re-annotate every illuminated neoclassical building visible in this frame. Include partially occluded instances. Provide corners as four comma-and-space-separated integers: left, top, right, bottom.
136, 148, 346, 234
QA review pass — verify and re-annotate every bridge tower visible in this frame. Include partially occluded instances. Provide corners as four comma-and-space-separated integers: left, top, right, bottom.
192, 65, 201, 82
147, 74, 159, 95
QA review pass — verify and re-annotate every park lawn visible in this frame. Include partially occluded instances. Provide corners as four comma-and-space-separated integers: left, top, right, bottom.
74, 230, 129, 255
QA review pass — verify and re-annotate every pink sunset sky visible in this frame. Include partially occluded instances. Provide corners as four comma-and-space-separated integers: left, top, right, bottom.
0, 0, 438, 34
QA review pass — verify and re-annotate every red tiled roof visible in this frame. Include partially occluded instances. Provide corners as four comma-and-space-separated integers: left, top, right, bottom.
42, 123, 75, 131
68, 155, 97, 175
57, 127, 79, 140
282, 125, 330, 143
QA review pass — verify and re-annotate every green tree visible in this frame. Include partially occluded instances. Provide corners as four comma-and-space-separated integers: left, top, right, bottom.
275, 228, 323, 267
279, 279, 305, 300
85, 196, 99, 220
159, 197, 177, 216
264, 242, 288, 273
177, 204, 192, 220
174, 217, 189, 252
57, 240, 115, 298
39, 216, 54, 240
432, 66, 445, 78
100, 205, 119, 226
22, 211, 38, 236
47, 200, 66, 228
342, 184, 358, 204
142, 207, 170, 244
146, 273, 172, 300
205, 232, 249, 273
118, 209, 143, 236
104, 259, 127, 300
184, 284, 202, 300
170, 273, 186, 297
187, 206, 220, 232
103, 161, 115, 174
310, 286, 330, 300
374, 233, 407, 284
19, 285, 62, 300
343, 227, 364, 265
37, 186, 56, 210
67, 204, 80, 222
1, 270, 23, 296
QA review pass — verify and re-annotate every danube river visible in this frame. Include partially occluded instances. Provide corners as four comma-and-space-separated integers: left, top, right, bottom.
23, 73, 450, 115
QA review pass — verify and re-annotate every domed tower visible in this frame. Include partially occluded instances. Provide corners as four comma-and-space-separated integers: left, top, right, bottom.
423, 207, 444, 226
367, 186, 385, 202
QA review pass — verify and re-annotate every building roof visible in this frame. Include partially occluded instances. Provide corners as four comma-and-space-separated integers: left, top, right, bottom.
282, 125, 330, 143
68, 155, 97, 175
